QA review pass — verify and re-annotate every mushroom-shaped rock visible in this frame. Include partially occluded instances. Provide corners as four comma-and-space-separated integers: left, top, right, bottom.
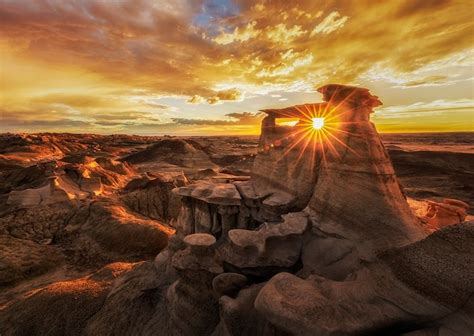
168, 233, 223, 336
172, 233, 221, 273
173, 183, 242, 238
305, 84, 426, 261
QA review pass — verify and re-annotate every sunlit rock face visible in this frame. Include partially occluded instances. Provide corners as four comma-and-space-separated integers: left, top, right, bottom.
306, 85, 426, 261
421, 198, 469, 231
250, 105, 324, 218
158, 84, 472, 336
172, 84, 427, 263
16, 85, 467, 336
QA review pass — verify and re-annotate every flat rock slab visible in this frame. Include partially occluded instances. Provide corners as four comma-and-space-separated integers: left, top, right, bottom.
173, 182, 241, 206
184, 233, 216, 247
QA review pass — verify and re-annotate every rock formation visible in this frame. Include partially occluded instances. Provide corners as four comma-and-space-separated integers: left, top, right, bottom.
421, 198, 469, 230
149, 84, 469, 335
122, 138, 217, 171
1, 85, 471, 336
172, 84, 426, 261
0, 151, 175, 291
255, 222, 474, 335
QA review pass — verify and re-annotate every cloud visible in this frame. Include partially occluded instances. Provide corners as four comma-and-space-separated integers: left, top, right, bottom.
187, 88, 244, 104
256, 50, 314, 78
311, 11, 349, 36
373, 98, 474, 132
377, 99, 474, 115
265, 24, 306, 42
172, 111, 263, 125
187, 95, 206, 104
214, 88, 243, 102
403, 75, 450, 87
0, 0, 473, 133
213, 21, 260, 45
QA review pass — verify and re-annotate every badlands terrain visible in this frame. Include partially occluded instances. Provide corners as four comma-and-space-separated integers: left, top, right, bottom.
0, 129, 472, 335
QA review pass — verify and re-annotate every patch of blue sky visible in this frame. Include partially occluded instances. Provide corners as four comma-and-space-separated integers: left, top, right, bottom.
193, 0, 240, 36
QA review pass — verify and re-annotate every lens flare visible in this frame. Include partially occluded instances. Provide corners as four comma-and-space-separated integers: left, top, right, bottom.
259, 88, 366, 171
312, 117, 325, 130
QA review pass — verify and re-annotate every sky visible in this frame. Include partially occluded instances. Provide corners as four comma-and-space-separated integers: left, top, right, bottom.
0, 0, 473, 135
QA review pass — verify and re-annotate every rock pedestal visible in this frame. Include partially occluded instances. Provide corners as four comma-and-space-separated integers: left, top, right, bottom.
167, 233, 223, 336
159, 84, 469, 336
173, 182, 243, 239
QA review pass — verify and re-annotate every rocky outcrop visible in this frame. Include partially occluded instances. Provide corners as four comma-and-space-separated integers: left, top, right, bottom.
0, 202, 70, 244
5, 155, 136, 207
420, 198, 469, 230
0, 198, 173, 289
172, 84, 426, 267
173, 182, 245, 239
305, 85, 426, 262
61, 201, 173, 265
121, 174, 185, 222
122, 138, 217, 169
156, 84, 467, 335
1, 86, 471, 336
255, 222, 474, 335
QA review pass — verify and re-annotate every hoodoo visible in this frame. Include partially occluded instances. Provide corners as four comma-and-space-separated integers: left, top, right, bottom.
173, 84, 426, 266
3, 86, 471, 336
306, 85, 425, 260
157, 84, 470, 335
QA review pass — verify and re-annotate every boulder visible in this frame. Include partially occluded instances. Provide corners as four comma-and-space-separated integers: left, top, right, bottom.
255, 222, 474, 335
212, 272, 248, 297
223, 212, 308, 272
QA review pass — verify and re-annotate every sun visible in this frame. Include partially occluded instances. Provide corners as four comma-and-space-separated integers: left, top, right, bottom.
312, 117, 325, 130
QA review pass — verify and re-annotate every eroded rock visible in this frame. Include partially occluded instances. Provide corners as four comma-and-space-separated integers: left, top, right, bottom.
167, 233, 223, 335
255, 222, 474, 335
223, 212, 308, 272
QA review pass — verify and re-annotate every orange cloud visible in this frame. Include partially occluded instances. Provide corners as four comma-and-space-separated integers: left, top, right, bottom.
0, 0, 473, 134
310, 11, 348, 35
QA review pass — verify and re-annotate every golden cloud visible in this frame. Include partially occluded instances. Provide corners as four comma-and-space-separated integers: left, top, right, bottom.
0, 0, 473, 133
187, 88, 243, 104
310, 11, 349, 36
213, 21, 259, 45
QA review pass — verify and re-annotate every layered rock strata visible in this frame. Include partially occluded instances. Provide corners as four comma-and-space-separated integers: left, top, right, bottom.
160, 84, 471, 335
167, 233, 223, 335
3, 86, 469, 335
